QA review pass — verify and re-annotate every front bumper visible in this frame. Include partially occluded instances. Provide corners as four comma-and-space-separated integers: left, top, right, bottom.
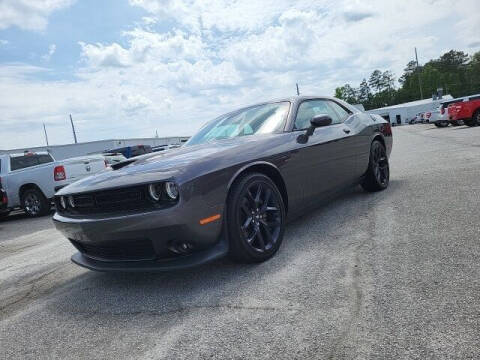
53, 200, 226, 271
70, 237, 228, 271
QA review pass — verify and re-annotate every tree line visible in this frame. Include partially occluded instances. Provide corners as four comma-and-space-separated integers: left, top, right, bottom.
334, 50, 480, 110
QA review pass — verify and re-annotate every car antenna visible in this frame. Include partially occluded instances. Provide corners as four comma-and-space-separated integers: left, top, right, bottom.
296, 83, 300, 96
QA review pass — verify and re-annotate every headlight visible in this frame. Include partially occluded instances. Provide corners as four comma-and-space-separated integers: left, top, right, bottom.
165, 181, 179, 200
148, 182, 179, 201
148, 183, 162, 201
59, 196, 67, 209
68, 195, 75, 208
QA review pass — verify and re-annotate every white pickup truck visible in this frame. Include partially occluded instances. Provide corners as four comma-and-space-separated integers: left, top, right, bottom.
0, 152, 106, 217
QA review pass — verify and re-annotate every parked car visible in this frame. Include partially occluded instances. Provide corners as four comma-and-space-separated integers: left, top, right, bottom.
423, 112, 432, 123
101, 152, 127, 167
105, 145, 152, 159
448, 94, 480, 127
409, 113, 423, 124
430, 101, 453, 127
0, 152, 106, 217
53, 96, 393, 272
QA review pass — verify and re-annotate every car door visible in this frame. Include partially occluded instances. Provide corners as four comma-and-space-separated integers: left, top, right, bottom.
290, 99, 358, 205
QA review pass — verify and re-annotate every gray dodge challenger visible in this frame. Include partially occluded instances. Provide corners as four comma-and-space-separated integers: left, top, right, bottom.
53, 96, 392, 271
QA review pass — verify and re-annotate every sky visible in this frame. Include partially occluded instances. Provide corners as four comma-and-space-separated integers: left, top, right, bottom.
0, 0, 479, 149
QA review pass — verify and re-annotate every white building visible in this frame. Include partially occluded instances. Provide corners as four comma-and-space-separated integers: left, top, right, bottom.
0, 137, 189, 160
367, 95, 453, 125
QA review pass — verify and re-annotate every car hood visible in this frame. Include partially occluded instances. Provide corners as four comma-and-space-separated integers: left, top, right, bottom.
56, 136, 271, 195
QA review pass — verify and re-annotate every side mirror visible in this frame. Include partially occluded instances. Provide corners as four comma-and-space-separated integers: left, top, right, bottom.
297, 114, 332, 144
310, 114, 332, 128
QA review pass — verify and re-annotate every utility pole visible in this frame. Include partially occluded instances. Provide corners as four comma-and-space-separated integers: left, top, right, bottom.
69, 114, 78, 144
296, 83, 300, 96
43, 123, 49, 146
415, 47, 424, 99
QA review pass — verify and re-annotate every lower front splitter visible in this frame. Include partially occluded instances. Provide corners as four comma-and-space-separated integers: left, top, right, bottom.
71, 236, 228, 272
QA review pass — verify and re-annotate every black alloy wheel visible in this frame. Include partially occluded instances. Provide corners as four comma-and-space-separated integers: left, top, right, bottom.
361, 140, 389, 192
227, 173, 285, 263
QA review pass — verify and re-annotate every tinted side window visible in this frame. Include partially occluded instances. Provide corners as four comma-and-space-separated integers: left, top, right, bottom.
37, 154, 54, 164
294, 100, 341, 130
11, 156, 36, 170
329, 101, 351, 122
10, 155, 52, 170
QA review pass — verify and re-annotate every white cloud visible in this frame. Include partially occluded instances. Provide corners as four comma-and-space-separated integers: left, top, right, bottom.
0, 39, 8, 46
41, 44, 56, 62
0, 0, 75, 31
1, 0, 480, 149
79, 42, 132, 67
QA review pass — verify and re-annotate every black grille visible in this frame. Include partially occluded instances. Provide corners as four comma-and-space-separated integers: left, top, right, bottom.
56, 185, 155, 215
70, 239, 155, 261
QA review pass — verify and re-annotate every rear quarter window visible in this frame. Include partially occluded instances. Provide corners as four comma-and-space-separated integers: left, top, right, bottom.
329, 101, 352, 122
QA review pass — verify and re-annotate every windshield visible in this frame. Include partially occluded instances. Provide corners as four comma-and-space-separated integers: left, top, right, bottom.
185, 102, 290, 146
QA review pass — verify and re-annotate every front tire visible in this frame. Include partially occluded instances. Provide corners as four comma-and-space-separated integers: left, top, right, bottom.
227, 173, 285, 263
471, 111, 480, 126
361, 140, 390, 192
21, 188, 49, 217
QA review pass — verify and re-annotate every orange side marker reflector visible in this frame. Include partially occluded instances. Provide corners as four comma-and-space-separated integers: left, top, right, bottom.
199, 214, 221, 225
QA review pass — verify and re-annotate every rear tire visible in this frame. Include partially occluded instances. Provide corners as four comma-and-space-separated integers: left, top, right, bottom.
21, 188, 49, 217
227, 173, 285, 263
361, 140, 389, 192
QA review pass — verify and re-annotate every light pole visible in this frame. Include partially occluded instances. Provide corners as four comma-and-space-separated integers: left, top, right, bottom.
43, 123, 49, 146
415, 47, 424, 99
70, 114, 78, 144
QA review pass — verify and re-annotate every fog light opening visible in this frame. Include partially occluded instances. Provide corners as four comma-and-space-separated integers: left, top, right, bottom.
168, 240, 194, 255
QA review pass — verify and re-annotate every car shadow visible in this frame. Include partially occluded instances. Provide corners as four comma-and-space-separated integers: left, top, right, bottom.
0, 209, 55, 223
43, 180, 406, 320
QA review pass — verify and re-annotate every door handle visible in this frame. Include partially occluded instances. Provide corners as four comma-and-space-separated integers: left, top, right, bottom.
343, 128, 351, 134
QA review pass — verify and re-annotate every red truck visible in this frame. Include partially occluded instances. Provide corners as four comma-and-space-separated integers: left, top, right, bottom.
448, 94, 480, 127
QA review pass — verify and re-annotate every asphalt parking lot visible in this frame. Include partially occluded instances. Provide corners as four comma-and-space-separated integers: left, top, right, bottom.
1, 124, 479, 359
